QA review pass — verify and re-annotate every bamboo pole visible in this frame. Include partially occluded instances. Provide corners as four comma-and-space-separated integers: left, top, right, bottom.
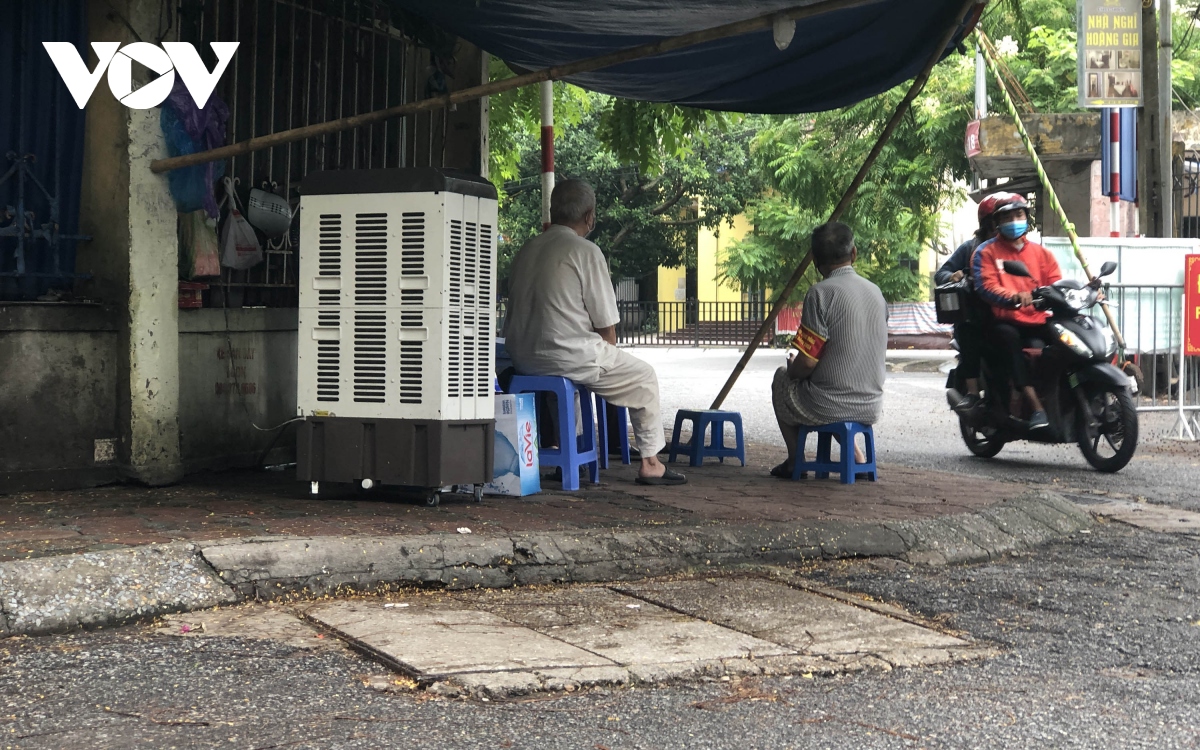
150, 0, 885, 174
975, 29, 1126, 349
708, 0, 980, 410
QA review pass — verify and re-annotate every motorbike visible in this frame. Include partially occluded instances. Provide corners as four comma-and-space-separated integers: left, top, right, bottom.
945, 260, 1138, 473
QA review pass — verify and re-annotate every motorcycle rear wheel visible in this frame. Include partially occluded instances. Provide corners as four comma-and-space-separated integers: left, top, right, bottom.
959, 418, 1006, 458
1076, 385, 1138, 473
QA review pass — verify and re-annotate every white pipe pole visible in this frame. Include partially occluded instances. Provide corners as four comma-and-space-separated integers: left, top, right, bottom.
1177, 287, 1195, 439
1110, 109, 1122, 237
540, 80, 555, 230
1160, 0, 1174, 237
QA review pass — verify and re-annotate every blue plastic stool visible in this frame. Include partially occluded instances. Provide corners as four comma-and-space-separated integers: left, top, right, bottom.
669, 410, 746, 467
595, 396, 631, 469
506, 375, 599, 491
791, 422, 877, 484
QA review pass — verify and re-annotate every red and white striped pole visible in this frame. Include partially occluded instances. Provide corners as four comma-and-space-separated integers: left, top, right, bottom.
540, 81, 554, 230
1109, 108, 1121, 237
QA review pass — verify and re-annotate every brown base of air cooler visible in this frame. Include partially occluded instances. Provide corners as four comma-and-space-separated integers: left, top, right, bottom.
297, 417, 495, 489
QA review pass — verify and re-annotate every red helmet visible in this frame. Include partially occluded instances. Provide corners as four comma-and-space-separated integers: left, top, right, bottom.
977, 191, 1018, 224
990, 193, 1031, 219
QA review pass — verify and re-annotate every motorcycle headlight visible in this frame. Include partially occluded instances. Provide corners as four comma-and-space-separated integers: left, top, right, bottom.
1054, 323, 1093, 357
1063, 287, 1095, 311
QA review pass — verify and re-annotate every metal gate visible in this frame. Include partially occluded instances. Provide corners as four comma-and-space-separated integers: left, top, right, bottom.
0, 0, 89, 301
174, 0, 449, 307
1181, 150, 1199, 240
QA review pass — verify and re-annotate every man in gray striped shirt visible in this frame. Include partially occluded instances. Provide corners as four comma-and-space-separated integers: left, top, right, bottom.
771, 222, 888, 477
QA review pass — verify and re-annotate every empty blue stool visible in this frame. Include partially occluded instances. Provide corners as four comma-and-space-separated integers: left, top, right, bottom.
791, 422, 877, 484
506, 375, 599, 491
669, 410, 746, 467
595, 395, 631, 469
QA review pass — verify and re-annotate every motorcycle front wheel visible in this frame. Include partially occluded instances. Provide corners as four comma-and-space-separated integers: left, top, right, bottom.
959, 418, 1006, 458
1076, 385, 1138, 472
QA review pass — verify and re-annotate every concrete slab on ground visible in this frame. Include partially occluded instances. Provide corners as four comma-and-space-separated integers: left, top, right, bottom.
303, 600, 615, 678
462, 586, 790, 666
1087, 500, 1200, 536
294, 578, 989, 697
619, 578, 967, 657
157, 603, 337, 651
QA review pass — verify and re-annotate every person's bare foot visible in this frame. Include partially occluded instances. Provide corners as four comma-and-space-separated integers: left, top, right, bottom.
854, 445, 867, 464
638, 455, 666, 479
635, 454, 687, 485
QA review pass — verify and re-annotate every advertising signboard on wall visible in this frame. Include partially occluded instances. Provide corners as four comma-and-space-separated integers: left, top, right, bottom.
1077, 0, 1143, 108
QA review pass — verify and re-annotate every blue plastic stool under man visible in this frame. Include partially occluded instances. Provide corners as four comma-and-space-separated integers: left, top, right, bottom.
669, 410, 746, 467
506, 375, 600, 491
595, 396, 631, 469
791, 422, 877, 484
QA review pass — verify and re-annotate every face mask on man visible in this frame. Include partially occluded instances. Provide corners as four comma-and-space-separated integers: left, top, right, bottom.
998, 219, 1028, 240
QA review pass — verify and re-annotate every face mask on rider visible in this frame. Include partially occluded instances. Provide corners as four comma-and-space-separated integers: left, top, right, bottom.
998, 219, 1028, 240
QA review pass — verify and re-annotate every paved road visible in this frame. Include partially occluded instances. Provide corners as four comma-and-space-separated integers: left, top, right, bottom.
3, 522, 1197, 749
4, 346, 1199, 749
635, 347, 1200, 510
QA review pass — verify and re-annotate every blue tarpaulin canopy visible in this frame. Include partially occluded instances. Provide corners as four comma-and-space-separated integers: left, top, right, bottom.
392, 0, 981, 113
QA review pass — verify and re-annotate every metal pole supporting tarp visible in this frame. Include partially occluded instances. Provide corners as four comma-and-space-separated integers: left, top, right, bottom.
540, 80, 554, 230
149, 0, 888, 174
706, 0, 982, 411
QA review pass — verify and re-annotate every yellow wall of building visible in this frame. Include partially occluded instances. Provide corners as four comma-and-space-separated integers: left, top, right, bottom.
655, 210, 760, 333
656, 265, 688, 333
695, 213, 753, 321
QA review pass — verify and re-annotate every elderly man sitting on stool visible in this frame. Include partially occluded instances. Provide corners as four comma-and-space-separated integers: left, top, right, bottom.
770, 222, 888, 477
504, 179, 686, 486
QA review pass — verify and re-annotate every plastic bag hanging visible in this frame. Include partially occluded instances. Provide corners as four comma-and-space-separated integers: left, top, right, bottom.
220, 178, 264, 270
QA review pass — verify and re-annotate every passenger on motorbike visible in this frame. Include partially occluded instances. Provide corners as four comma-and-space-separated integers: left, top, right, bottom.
935, 191, 1015, 413
971, 195, 1062, 432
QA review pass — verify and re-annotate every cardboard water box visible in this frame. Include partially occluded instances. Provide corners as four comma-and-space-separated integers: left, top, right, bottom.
482, 393, 541, 496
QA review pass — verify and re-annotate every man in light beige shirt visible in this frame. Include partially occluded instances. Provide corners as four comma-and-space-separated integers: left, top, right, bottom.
504, 180, 685, 485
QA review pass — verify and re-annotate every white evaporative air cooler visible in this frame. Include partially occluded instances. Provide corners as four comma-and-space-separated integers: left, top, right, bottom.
295, 168, 497, 503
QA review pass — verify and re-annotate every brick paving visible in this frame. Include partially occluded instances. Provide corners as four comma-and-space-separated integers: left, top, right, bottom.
0, 441, 1028, 563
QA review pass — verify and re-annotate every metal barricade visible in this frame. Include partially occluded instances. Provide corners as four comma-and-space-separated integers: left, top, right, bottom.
1102, 284, 1200, 429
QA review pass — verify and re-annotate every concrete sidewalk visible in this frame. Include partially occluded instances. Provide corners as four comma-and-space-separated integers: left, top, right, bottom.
0, 441, 1092, 638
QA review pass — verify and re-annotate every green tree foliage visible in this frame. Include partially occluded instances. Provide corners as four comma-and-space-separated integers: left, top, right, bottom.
496, 100, 762, 285
1173, 1, 1200, 109
487, 0, 1200, 304
720, 51, 976, 303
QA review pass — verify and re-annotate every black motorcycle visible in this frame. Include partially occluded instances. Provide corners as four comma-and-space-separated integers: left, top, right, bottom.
946, 260, 1138, 473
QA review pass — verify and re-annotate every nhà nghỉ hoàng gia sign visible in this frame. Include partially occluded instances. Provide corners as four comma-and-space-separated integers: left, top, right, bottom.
1077, 0, 1143, 108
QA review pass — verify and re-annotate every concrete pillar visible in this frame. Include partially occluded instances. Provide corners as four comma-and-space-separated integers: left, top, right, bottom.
1040, 161, 1095, 238
125, 109, 183, 484
74, 0, 182, 485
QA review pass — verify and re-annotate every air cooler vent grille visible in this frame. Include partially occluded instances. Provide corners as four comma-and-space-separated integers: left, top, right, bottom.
399, 341, 423, 404
477, 223, 494, 396
353, 311, 386, 403
316, 341, 340, 402
318, 215, 341, 277
354, 213, 387, 305
401, 212, 425, 277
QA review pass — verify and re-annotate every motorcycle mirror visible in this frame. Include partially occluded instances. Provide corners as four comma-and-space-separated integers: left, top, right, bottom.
1099, 261, 1117, 277
1003, 260, 1032, 278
